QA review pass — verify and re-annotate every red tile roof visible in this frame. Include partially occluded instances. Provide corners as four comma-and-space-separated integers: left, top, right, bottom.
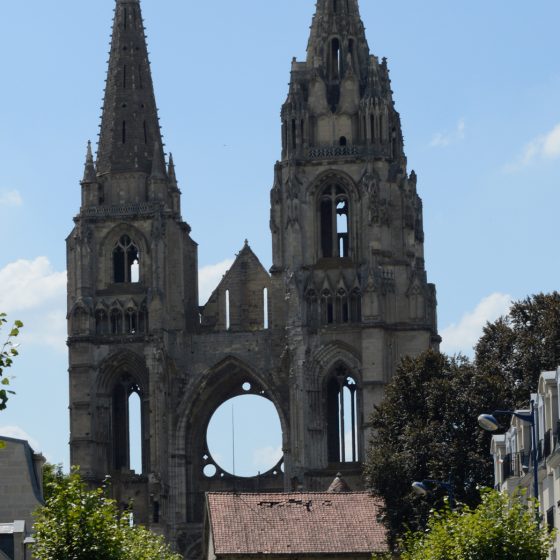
206, 492, 389, 556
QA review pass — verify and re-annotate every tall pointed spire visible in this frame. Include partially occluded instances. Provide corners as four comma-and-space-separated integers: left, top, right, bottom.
82, 141, 97, 183
96, 0, 163, 175
306, 0, 370, 82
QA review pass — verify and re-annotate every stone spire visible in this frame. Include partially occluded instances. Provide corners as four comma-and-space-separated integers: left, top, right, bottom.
96, 0, 163, 176
306, 0, 370, 81
82, 141, 97, 183
167, 153, 177, 185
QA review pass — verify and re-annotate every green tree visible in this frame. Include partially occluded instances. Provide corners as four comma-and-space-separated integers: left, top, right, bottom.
33, 469, 181, 560
0, 313, 23, 412
399, 489, 553, 560
475, 292, 560, 406
364, 350, 504, 545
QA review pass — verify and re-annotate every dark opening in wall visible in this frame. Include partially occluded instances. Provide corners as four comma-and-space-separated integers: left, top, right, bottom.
113, 235, 140, 284
320, 184, 350, 258
112, 381, 144, 473
327, 369, 359, 463
330, 38, 341, 80
339, 136, 347, 146
110, 309, 123, 334
321, 290, 334, 324
96, 310, 108, 335
122, 121, 126, 144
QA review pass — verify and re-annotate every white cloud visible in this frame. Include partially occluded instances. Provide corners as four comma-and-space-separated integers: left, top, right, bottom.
0, 258, 67, 353
0, 425, 41, 452
504, 122, 560, 172
198, 259, 234, 304
24, 309, 67, 353
0, 257, 66, 314
441, 292, 512, 356
252, 445, 282, 472
430, 118, 466, 148
0, 190, 23, 208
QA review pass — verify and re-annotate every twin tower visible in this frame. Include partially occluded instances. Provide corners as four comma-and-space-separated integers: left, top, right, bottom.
67, 0, 439, 556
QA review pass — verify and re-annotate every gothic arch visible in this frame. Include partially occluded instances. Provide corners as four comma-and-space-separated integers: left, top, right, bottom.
176, 356, 288, 453
94, 350, 150, 474
308, 343, 363, 464
308, 341, 362, 386
308, 169, 360, 201
173, 356, 288, 523
309, 170, 361, 261
98, 223, 151, 287
68, 299, 93, 336
99, 223, 150, 259
96, 349, 149, 395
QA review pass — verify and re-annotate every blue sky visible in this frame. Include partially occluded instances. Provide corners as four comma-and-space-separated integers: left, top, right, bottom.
0, 0, 559, 471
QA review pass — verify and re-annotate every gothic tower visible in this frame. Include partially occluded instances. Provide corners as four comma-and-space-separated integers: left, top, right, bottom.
269, 0, 439, 485
67, 0, 438, 557
67, 0, 199, 528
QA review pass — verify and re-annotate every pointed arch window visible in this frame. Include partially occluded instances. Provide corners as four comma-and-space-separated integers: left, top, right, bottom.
350, 289, 362, 323
110, 308, 123, 334
96, 309, 109, 335
336, 288, 349, 323
320, 184, 350, 258
112, 379, 145, 474
113, 235, 140, 284
306, 289, 319, 327
330, 38, 341, 80
320, 289, 334, 325
327, 367, 359, 463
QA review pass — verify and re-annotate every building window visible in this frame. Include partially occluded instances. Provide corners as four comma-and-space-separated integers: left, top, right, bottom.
327, 367, 359, 463
112, 380, 144, 473
350, 289, 362, 322
113, 235, 140, 283
320, 184, 350, 258
547, 507, 555, 533
320, 289, 334, 325
110, 308, 123, 334
95, 310, 109, 335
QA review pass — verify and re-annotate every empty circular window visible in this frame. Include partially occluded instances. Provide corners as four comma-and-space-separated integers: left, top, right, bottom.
207, 395, 282, 478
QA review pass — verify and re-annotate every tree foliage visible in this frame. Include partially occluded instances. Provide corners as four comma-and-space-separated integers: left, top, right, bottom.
33, 469, 181, 560
475, 292, 560, 406
400, 489, 554, 560
364, 350, 505, 544
0, 312, 23, 412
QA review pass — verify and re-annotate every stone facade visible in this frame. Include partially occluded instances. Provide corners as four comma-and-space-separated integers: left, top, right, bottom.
67, 0, 438, 557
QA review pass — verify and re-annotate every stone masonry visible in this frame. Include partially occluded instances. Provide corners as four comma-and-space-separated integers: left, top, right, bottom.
66, 0, 439, 557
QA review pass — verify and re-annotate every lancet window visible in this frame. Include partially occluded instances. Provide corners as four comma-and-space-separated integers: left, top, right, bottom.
327, 367, 359, 463
112, 379, 145, 473
113, 235, 140, 284
320, 184, 350, 258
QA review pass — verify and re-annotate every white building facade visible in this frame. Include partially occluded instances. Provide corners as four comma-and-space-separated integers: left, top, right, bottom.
490, 369, 560, 559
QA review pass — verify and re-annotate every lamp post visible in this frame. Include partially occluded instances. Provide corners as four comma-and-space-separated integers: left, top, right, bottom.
478, 401, 539, 517
411, 478, 456, 509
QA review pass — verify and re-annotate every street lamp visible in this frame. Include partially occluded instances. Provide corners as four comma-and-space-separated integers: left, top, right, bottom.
477, 401, 539, 511
411, 478, 456, 509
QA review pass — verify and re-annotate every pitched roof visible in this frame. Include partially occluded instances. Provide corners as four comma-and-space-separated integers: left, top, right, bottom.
206, 492, 389, 556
